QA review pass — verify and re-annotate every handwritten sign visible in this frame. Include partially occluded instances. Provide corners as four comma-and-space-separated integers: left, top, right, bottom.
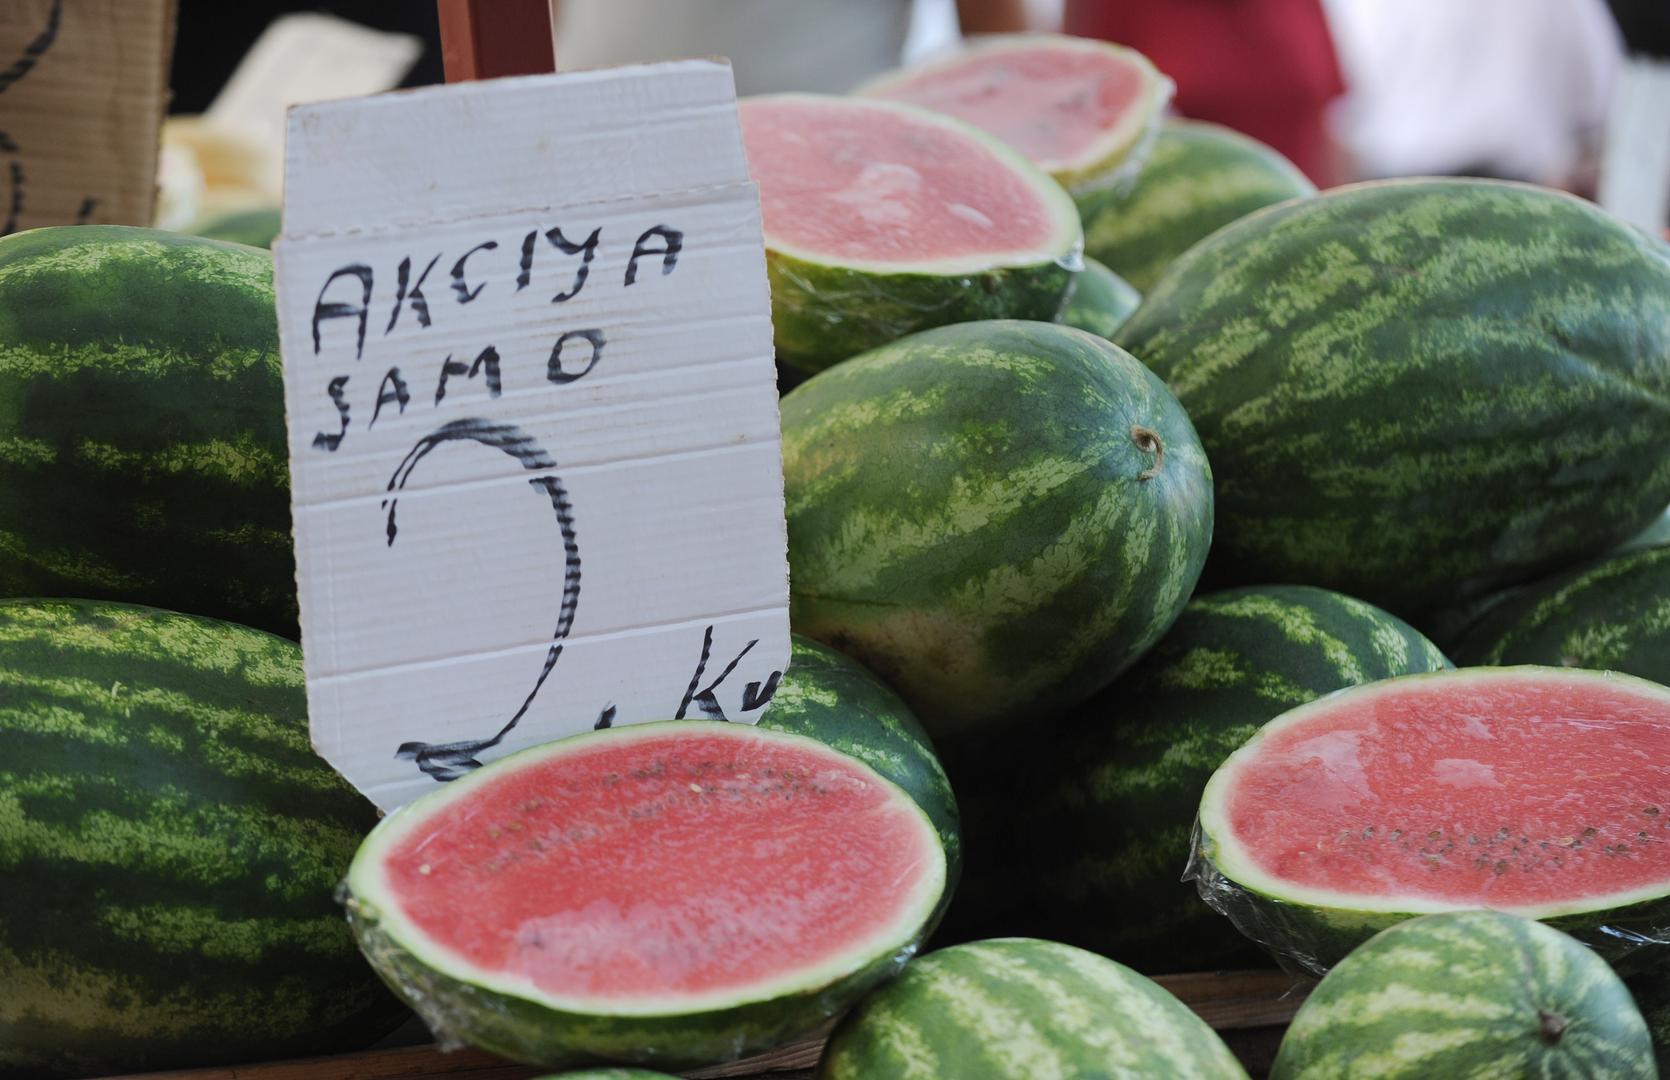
0, 0, 176, 233
274, 62, 790, 811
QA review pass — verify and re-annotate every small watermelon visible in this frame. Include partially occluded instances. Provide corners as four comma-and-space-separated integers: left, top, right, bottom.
857, 33, 1173, 195
781, 320, 1213, 739
1273, 912, 1655, 1079
759, 635, 961, 912
817, 938, 1247, 1079
1117, 179, 1670, 622
1060, 256, 1141, 339
1194, 667, 1670, 974
343, 721, 946, 1071
739, 95, 1082, 374
0, 225, 296, 638
1452, 545, 1670, 685
1080, 120, 1314, 292
963, 586, 1449, 972
0, 599, 402, 1078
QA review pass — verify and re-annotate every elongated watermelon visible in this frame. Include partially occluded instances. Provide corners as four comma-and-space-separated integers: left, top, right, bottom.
1079, 120, 1314, 292
1452, 545, 1670, 685
343, 721, 946, 1070
1272, 912, 1655, 1079
857, 34, 1172, 194
1059, 256, 1141, 339
817, 938, 1247, 1079
1116, 179, 1670, 622
0, 599, 402, 1078
970, 586, 1449, 972
781, 320, 1213, 738
1194, 667, 1670, 974
759, 635, 961, 910
739, 96, 1082, 374
0, 226, 296, 638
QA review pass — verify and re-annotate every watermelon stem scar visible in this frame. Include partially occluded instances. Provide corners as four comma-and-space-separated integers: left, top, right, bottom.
1132, 425, 1164, 481
1540, 1009, 1570, 1044
384, 417, 588, 781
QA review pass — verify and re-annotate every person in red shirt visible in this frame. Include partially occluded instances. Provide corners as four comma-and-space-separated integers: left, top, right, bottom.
1063, 0, 1347, 186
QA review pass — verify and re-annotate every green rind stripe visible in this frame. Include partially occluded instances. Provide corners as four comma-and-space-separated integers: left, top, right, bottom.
1116, 178, 1670, 622
1059, 257, 1142, 340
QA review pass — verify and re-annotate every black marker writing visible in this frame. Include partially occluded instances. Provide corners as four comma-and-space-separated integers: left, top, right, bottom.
624, 225, 683, 286
546, 329, 605, 385
450, 240, 498, 304
385, 254, 440, 334
313, 265, 374, 359
434, 345, 501, 405
313, 376, 351, 450
368, 367, 409, 429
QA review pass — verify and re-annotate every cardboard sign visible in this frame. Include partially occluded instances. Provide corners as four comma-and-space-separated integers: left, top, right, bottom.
274, 62, 790, 811
0, 0, 176, 232
1598, 57, 1670, 233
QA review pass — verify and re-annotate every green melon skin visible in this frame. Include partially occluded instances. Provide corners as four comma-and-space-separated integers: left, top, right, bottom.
1078, 120, 1314, 293
1116, 178, 1670, 624
189, 206, 282, 249
0, 599, 403, 1079
961, 586, 1449, 973
1272, 912, 1656, 1080
817, 938, 1247, 1079
759, 635, 961, 918
531, 1072, 680, 1080
1451, 545, 1670, 684
1626, 971, 1669, 1075
781, 319, 1214, 740
0, 225, 297, 638
1059, 256, 1141, 340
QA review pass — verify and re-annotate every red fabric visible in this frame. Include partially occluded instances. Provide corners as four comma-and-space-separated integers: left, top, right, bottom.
1065, 0, 1346, 184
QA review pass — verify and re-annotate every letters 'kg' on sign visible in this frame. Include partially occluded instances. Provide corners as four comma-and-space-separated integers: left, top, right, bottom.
274, 62, 790, 812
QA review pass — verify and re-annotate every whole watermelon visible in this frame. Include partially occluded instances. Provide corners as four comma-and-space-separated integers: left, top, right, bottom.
817, 938, 1247, 1079
1117, 179, 1670, 622
781, 320, 1213, 738
0, 226, 296, 637
759, 635, 961, 910
1273, 912, 1655, 1079
955, 586, 1450, 971
0, 599, 402, 1078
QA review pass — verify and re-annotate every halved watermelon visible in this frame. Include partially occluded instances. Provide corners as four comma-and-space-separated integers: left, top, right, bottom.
343, 722, 946, 1070
858, 34, 1173, 194
739, 94, 1082, 374
1194, 667, 1670, 975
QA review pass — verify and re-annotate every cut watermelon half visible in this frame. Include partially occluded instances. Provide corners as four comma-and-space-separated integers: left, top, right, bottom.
858, 34, 1173, 195
1194, 667, 1670, 974
343, 722, 946, 1069
739, 94, 1081, 374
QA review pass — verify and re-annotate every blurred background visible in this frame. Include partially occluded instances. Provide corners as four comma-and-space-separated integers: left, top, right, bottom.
163, 0, 1668, 232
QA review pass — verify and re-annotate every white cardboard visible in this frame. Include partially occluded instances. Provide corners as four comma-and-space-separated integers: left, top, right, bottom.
1598, 57, 1670, 233
274, 61, 790, 811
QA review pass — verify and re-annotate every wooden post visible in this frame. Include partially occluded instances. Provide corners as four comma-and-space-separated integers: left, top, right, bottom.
436, 0, 554, 82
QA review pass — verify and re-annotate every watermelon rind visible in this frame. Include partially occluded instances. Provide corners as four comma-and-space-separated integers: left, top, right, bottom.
781, 319, 1213, 738
759, 635, 962, 916
189, 206, 282, 249
1059, 256, 1141, 340
1078, 120, 1315, 292
749, 95, 1083, 375
1193, 666, 1670, 975
1272, 911, 1656, 1079
342, 721, 946, 1070
817, 938, 1247, 1079
1626, 970, 1670, 1075
856, 34, 1174, 195
1116, 178, 1670, 622
0, 598, 403, 1078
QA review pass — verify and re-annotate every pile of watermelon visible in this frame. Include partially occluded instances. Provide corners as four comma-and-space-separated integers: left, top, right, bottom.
7, 27, 1670, 1080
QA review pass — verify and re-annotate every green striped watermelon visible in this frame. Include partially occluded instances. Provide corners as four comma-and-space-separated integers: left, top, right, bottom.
740, 96, 1082, 374
1079, 120, 1314, 292
759, 635, 961, 912
189, 206, 281, 249
0, 599, 402, 1078
344, 721, 946, 1071
817, 938, 1247, 1079
969, 586, 1449, 972
1626, 972, 1669, 1074
781, 319, 1213, 738
1452, 545, 1670, 685
1059, 256, 1141, 339
1272, 912, 1655, 1079
1116, 179, 1670, 623
0, 225, 296, 638
1194, 667, 1670, 975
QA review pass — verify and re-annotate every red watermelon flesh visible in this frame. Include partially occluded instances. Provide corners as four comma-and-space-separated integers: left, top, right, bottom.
1201, 668, 1670, 918
351, 722, 945, 1010
739, 95, 1074, 270
859, 34, 1172, 191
